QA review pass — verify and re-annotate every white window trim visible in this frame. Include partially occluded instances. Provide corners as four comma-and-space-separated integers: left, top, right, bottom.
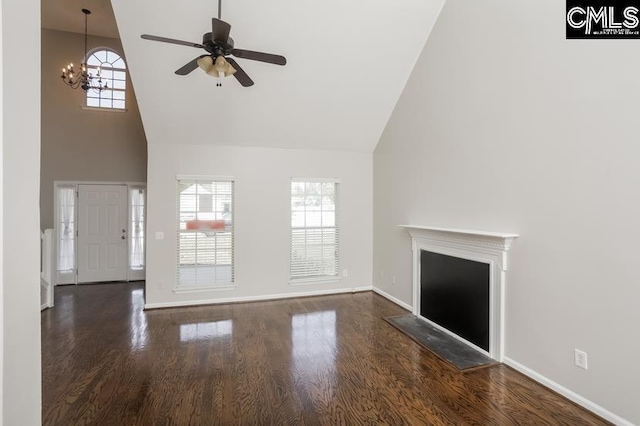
81, 106, 127, 113
52, 180, 147, 285
289, 277, 342, 286
173, 285, 236, 294
289, 178, 340, 285
291, 177, 341, 184
175, 177, 235, 292
176, 175, 235, 182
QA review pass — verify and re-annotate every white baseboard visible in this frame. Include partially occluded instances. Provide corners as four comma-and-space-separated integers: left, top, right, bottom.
144, 286, 373, 310
503, 357, 633, 426
372, 286, 413, 311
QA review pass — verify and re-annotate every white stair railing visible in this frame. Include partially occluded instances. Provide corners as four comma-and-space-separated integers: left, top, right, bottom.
40, 229, 55, 310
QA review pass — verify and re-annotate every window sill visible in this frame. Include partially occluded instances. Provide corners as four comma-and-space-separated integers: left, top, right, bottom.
173, 285, 236, 294
289, 277, 341, 286
81, 106, 128, 113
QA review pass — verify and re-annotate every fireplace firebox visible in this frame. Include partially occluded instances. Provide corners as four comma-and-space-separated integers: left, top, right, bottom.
420, 250, 490, 351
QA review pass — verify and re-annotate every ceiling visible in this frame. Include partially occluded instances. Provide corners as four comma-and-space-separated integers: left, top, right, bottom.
42, 0, 120, 39
107, 0, 443, 152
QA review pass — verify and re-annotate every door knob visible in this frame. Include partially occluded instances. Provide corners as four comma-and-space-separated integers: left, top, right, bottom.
121, 235, 126, 240
122, 229, 126, 233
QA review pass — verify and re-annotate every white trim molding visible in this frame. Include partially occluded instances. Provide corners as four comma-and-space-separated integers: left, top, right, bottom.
503, 357, 634, 426
145, 286, 373, 310
399, 225, 519, 362
372, 287, 413, 311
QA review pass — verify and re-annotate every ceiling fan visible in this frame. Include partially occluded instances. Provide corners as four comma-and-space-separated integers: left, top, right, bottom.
140, 0, 286, 87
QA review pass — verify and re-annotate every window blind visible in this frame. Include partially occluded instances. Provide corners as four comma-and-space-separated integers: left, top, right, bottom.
176, 178, 234, 289
290, 179, 339, 282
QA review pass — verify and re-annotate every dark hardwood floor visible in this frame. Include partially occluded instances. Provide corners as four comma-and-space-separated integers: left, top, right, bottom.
42, 282, 609, 425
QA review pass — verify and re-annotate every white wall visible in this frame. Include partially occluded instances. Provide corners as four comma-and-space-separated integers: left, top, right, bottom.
0, 1, 4, 421
2, 0, 41, 423
146, 144, 372, 306
373, 1, 639, 424
40, 29, 147, 230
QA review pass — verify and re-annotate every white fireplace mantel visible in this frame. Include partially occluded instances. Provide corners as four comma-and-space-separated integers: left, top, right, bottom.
399, 225, 519, 241
399, 224, 519, 361
399, 225, 518, 271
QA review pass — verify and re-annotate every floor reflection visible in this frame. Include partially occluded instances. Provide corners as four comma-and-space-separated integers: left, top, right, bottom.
291, 310, 337, 375
129, 289, 148, 351
180, 319, 233, 342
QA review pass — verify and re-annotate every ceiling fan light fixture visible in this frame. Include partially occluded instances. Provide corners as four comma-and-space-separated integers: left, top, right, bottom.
199, 55, 236, 78
215, 56, 236, 77
197, 55, 214, 72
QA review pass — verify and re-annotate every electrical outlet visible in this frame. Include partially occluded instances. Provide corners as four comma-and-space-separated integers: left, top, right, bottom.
574, 349, 588, 370
342, 269, 349, 277
391, 276, 396, 286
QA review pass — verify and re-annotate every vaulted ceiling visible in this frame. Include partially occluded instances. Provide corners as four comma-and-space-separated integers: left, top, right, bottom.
66, 0, 445, 152
42, 0, 120, 39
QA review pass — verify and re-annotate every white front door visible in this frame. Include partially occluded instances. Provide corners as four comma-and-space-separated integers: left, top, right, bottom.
77, 184, 128, 283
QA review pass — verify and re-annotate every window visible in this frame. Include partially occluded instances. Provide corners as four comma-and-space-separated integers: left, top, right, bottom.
86, 49, 127, 109
290, 179, 339, 282
130, 187, 145, 271
177, 178, 234, 290
57, 185, 76, 273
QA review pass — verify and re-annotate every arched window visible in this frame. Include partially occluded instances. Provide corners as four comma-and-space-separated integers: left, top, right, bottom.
86, 49, 127, 109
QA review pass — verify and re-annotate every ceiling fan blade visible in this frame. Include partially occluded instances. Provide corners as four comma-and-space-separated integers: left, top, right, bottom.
212, 18, 231, 43
141, 34, 204, 49
231, 49, 286, 66
175, 56, 207, 75
225, 57, 254, 87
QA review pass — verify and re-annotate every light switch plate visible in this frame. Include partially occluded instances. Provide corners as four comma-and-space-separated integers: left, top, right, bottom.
155, 231, 165, 240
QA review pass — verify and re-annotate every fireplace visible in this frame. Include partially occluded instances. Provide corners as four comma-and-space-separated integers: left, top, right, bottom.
400, 225, 518, 360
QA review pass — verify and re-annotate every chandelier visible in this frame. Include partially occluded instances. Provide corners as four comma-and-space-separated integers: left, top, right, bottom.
60, 9, 108, 93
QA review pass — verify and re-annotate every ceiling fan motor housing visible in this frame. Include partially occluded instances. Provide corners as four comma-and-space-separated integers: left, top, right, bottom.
202, 32, 234, 53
